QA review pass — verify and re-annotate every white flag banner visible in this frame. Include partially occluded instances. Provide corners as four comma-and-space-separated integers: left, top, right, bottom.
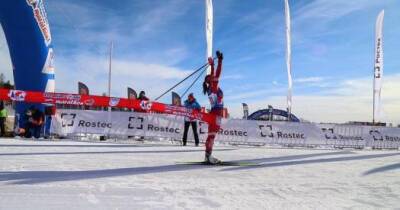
51, 109, 400, 149
373, 10, 384, 123
205, 0, 213, 74
284, 0, 293, 116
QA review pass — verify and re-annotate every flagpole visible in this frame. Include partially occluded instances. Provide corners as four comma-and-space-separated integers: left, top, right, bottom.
284, 0, 292, 121
106, 41, 113, 139
108, 41, 113, 99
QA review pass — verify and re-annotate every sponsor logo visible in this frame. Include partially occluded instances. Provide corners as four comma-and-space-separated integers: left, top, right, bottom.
258, 124, 305, 139
84, 98, 95, 106
60, 113, 77, 127
198, 122, 248, 137
8, 90, 27, 101
368, 130, 399, 142
321, 128, 363, 141
140, 100, 152, 111
374, 38, 382, 79
128, 117, 144, 130
165, 105, 204, 121
369, 130, 383, 141
109, 97, 120, 107
147, 124, 180, 134
60, 112, 111, 128
44, 93, 83, 105
127, 116, 180, 134
26, 0, 52, 46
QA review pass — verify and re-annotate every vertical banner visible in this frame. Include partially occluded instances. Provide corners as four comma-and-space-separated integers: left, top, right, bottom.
172, 92, 181, 106
205, 0, 213, 74
373, 10, 384, 123
78, 82, 89, 95
284, 0, 293, 119
127, 87, 137, 99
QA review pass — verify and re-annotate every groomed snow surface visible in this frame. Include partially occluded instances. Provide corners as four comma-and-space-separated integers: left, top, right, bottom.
0, 138, 399, 210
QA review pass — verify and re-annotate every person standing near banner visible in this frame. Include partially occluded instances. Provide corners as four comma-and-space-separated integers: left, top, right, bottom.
182, 93, 201, 146
202, 50, 224, 164
138, 91, 149, 101
0, 101, 7, 137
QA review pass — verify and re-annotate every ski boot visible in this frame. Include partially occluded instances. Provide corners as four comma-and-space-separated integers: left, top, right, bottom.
205, 152, 221, 165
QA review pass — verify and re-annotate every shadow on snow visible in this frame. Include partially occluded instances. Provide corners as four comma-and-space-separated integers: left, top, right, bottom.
2, 150, 395, 185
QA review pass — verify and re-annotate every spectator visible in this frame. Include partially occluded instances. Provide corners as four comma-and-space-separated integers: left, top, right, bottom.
182, 93, 201, 146
136, 91, 149, 141
138, 91, 149, 101
0, 101, 7, 137
24, 106, 44, 139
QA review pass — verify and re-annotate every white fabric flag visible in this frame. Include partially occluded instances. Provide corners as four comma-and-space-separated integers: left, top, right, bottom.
373, 10, 384, 122
285, 0, 292, 117
205, 0, 213, 74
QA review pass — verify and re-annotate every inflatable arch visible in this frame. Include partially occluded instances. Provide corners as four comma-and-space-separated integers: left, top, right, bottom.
248, 108, 300, 122
0, 0, 55, 118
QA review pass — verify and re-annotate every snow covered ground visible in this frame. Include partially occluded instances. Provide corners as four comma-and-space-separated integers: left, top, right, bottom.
0, 138, 399, 210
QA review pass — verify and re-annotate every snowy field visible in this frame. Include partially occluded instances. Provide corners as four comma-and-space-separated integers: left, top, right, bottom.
0, 138, 399, 210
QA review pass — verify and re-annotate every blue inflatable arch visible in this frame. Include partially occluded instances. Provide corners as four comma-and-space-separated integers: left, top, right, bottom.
0, 0, 55, 117
248, 108, 300, 122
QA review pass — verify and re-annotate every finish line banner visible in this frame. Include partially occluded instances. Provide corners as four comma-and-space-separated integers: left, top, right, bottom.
51, 110, 400, 148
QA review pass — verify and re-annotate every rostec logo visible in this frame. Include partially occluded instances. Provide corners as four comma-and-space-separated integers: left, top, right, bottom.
321, 128, 337, 140
259, 124, 274, 138
109, 98, 120, 107
8, 90, 27, 101
369, 130, 384, 141
60, 113, 77, 127
26, 0, 52, 46
140, 101, 152, 111
374, 66, 381, 79
128, 117, 144, 130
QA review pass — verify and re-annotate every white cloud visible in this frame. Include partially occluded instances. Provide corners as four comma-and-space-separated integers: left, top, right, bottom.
54, 53, 191, 100
294, 76, 325, 83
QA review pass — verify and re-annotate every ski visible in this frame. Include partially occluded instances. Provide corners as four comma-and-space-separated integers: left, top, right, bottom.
176, 161, 258, 166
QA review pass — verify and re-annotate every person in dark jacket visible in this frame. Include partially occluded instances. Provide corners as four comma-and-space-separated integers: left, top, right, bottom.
138, 91, 149, 101
24, 106, 44, 139
182, 93, 201, 146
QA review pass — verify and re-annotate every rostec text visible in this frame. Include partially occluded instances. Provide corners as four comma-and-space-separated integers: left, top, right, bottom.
148, 124, 180, 134
385, 136, 400, 142
276, 132, 305, 139
218, 128, 247, 137
78, 120, 112, 128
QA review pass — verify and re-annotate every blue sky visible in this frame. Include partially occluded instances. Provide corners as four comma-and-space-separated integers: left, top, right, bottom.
1, 0, 400, 123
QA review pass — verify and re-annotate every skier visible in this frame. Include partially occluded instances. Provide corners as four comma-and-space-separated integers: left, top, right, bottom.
203, 50, 224, 164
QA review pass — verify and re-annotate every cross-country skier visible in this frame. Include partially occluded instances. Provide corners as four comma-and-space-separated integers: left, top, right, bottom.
202, 50, 224, 164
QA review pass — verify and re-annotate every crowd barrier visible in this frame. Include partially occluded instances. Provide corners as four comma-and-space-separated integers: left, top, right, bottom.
51, 109, 400, 149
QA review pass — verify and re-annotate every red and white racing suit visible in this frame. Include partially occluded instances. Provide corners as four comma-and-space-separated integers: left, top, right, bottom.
205, 57, 223, 155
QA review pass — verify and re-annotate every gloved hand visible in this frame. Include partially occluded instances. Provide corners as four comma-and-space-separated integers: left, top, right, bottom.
208, 57, 214, 65
216, 50, 223, 60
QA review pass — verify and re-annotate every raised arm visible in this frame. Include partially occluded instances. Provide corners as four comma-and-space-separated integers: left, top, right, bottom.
208, 57, 215, 77
215, 51, 223, 79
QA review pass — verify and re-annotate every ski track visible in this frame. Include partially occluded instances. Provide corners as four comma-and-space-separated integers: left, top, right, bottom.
0, 138, 399, 209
